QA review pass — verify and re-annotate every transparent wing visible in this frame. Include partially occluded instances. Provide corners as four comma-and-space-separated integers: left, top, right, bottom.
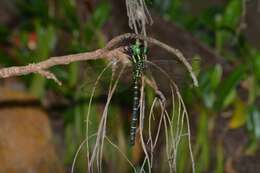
79, 60, 133, 97
144, 57, 193, 93
78, 56, 197, 98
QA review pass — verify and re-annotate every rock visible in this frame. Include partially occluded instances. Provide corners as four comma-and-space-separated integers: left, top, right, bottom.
0, 87, 64, 173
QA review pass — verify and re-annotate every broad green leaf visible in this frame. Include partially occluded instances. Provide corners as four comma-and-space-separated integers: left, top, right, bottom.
199, 64, 222, 92
195, 109, 210, 172
197, 65, 222, 109
229, 98, 247, 129
222, 89, 236, 109
198, 71, 211, 92
92, 2, 110, 28
215, 0, 242, 52
222, 0, 242, 29
214, 65, 244, 110
210, 64, 222, 90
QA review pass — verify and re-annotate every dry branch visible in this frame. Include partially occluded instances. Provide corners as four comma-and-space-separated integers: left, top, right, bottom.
0, 33, 197, 87
0, 47, 126, 79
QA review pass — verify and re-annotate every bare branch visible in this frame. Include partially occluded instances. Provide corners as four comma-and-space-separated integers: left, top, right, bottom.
106, 33, 198, 87
0, 47, 126, 79
0, 33, 197, 88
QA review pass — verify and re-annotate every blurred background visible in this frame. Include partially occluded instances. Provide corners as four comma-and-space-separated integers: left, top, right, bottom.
0, 0, 260, 172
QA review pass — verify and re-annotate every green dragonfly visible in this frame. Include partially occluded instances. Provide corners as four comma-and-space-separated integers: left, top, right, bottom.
81, 41, 199, 146
128, 40, 147, 146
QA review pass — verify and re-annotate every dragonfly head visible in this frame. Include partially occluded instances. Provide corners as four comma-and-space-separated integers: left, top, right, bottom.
123, 41, 148, 62
130, 41, 148, 57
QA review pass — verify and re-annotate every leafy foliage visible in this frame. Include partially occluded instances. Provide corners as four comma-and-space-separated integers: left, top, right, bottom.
1, 0, 260, 172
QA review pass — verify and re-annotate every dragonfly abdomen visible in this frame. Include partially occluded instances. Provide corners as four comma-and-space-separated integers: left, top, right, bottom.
130, 78, 140, 145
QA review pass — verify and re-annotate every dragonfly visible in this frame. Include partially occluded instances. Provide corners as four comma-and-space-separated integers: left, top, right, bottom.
127, 40, 147, 146
80, 42, 200, 146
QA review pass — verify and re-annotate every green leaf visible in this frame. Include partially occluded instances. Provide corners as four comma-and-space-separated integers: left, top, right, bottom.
222, 89, 236, 109
68, 62, 79, 87
253, 52, 260, 80
215, 0, 242, 52
92, 2, 110, 28
214, 65, 245, 110
210, 64, 223, 90
199, 64, 222, 92
197, 65, 222, 109
222, 0, 242, 29
215, 142, 224, 173
247, 106, 260, 140
195, 109, 210, 172
59, 0, 79, 30
29, 23, 57, 97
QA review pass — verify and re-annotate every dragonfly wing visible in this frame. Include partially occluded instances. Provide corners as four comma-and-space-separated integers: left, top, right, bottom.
144, 57, 197, 95
79, 61, 133, 97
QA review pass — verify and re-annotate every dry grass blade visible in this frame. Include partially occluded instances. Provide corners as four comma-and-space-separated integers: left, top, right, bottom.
71, 133, 97, 173
105, 137, 137, 173
144, 60, 195, 173
85, 61, 114, 172
87, 63, 126, 172
125, 0, 152, 35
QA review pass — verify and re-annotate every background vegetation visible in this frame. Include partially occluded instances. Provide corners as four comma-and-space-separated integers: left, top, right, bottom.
0, 0, 260, 172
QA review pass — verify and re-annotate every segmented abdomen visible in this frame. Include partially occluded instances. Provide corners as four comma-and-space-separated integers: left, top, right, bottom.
130, 78, 140, 145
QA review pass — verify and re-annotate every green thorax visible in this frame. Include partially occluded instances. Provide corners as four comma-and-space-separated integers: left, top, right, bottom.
130, 41, 147, 61
130, 41, 147, 80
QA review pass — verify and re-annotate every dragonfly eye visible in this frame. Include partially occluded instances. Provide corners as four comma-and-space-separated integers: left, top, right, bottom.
129, 45, 139, 56
129, 41, 148, 57
133, 47, 141, 55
